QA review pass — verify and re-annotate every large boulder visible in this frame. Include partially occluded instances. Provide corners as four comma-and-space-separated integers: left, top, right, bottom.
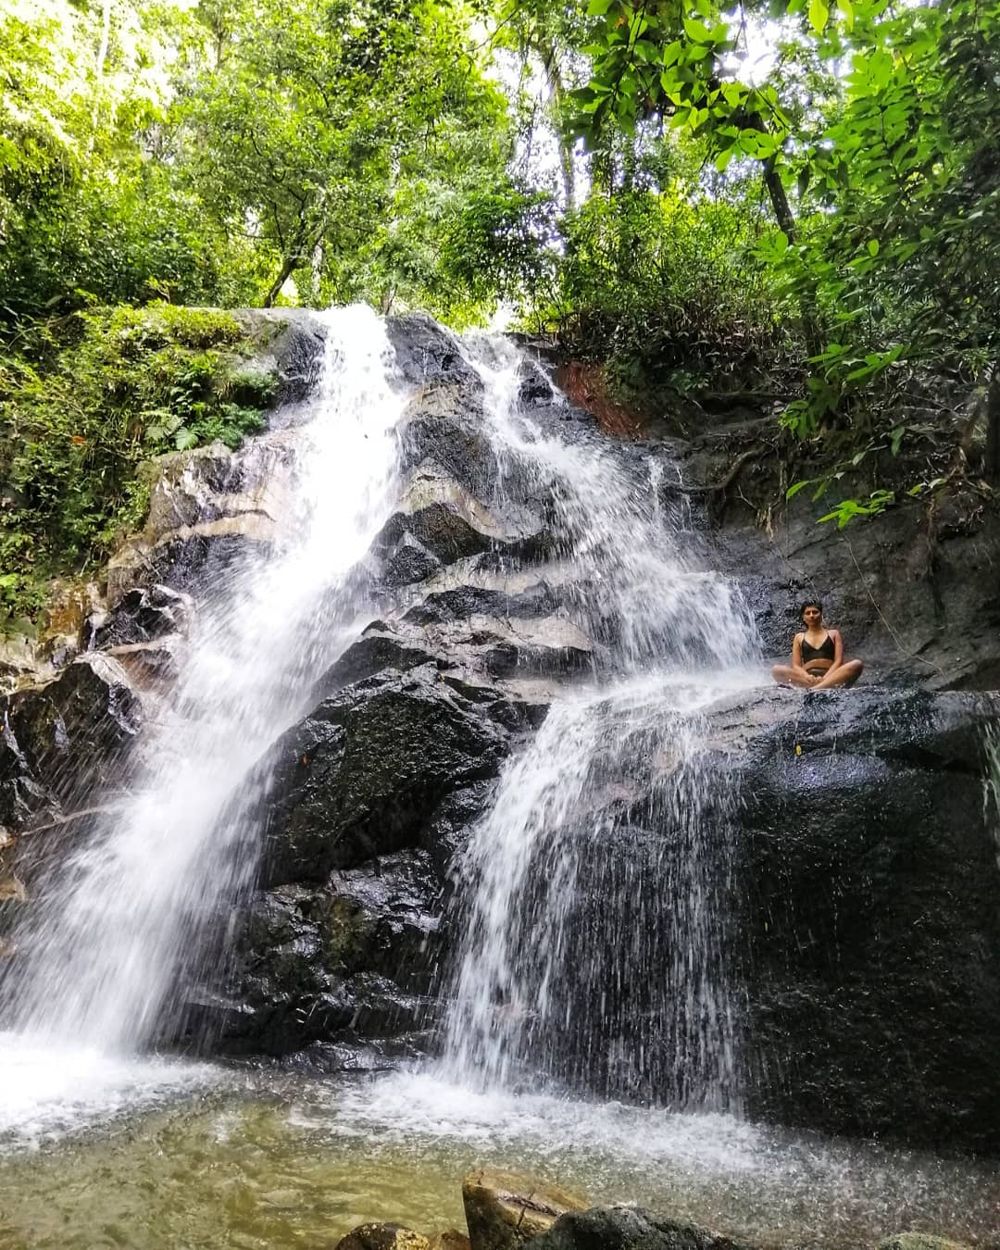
385, 314, 481, 390
718, 685, 1000, 1152
192, 849, 447, 1055
525, 1207, 748, 1250
260, 667, 525, 886
185, 654, 545, 1054
2, 653, 142, 814
462, 1169, 587, 1250
105, 435, 295, 601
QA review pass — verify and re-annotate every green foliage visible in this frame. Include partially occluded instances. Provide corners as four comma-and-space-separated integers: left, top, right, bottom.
567, 0, 1000, 522
537, 180, 792, 403
0, 306, 275, 622
0, 0, 533, 326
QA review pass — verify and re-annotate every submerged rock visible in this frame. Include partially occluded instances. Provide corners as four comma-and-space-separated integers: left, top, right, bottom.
462, 1169, 587, 1250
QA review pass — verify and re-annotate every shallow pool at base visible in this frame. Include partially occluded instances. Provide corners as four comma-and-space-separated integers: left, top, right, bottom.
0, 1063, 997, 1250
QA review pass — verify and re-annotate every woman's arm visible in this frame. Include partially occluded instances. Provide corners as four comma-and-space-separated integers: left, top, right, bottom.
792, 633, 805, 670
831, 630, 844, 671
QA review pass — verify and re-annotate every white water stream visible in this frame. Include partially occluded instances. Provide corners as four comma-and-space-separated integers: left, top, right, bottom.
0, 306, 406, 1079
441, 338, 760, 1109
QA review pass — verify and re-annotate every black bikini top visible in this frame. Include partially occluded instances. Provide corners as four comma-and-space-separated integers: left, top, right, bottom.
801, 632, 835, 661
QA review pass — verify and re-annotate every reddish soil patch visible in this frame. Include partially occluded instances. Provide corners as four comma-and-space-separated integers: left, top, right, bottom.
554, 362, 645, 440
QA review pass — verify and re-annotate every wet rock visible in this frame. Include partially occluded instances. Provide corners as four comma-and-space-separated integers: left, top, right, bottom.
284, 1034, 427, 1073
86, 583, 191, 650
385, 313, 480, 389
261, 669, 514, 885
102, 641, 180, 691
319, 627, 442, 694
235, 307, 326, 404
3, 653, 142, 810
526, 1206, 747, 1250
396, 393, 494, 501
463, 1169, 587, 1250
429, 1232, 472, 1250
403, 582, 563, 627
335, 1225, 431, 1250
194, 848, 446, 1055
322, 614, 589, 701
378, 466, 546, 567
106, 434, 295, 600
382, 533, 443, 588
705, 685, 1000, 1153
517, 358, 554, 406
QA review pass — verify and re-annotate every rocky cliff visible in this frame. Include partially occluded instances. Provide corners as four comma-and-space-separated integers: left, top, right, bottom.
1, 312, 998, 1153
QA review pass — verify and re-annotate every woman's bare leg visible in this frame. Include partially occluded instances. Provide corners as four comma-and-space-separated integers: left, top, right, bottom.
772, 664, 816, 688
813, 659, 864, 689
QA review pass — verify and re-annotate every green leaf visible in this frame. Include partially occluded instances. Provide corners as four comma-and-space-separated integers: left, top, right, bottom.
786, 479, 811, 500
808, 0, 830, 33
683, 18, 713, 43
867, 239, 879, 256
714, 145, 736, 172
587, 0, 615, 15
174, 427, 199, 451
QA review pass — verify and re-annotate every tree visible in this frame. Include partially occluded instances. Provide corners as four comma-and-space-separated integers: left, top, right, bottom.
174, 0, 523, 316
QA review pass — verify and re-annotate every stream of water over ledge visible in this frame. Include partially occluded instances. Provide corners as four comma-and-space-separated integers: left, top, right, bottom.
0, 311, 997, 1250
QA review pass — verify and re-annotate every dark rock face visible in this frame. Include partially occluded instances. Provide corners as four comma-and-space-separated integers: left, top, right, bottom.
193, 864, 444, 1056
85, 583, 191, 651
3, 654, 142, 812
236, 307, 327, 404
678, 423, 1000, 691
261, 670, 516, 885
385, 313, 481, 390
526, 1206, 747, 1250
0, 654, 143, 938
193, 664, 544, 1056
707, 686, 1000, 1153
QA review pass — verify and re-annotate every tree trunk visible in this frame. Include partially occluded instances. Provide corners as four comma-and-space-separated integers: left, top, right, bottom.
536, 39, 576, 210
95, 0, 112, 78
983, 365, 1000, 484
762, 157, 823, 360
263, 253, 300, 308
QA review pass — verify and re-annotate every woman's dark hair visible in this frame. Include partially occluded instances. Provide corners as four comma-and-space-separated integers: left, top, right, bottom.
799, 599, 823, 620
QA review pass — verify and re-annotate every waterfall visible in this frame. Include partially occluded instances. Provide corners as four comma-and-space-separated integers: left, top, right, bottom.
0, 307, 405, 1054
441, 337, 759, 1110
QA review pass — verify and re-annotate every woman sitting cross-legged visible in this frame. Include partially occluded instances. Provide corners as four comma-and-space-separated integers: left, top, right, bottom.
771, 600, 864, 690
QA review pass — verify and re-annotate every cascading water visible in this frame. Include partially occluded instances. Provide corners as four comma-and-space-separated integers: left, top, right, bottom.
0, 306, 406, 1056
442, 336, 760, 1109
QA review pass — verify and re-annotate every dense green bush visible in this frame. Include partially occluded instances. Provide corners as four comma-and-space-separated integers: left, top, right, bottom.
538, 188, 794, 409
0, 305, 276, 625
